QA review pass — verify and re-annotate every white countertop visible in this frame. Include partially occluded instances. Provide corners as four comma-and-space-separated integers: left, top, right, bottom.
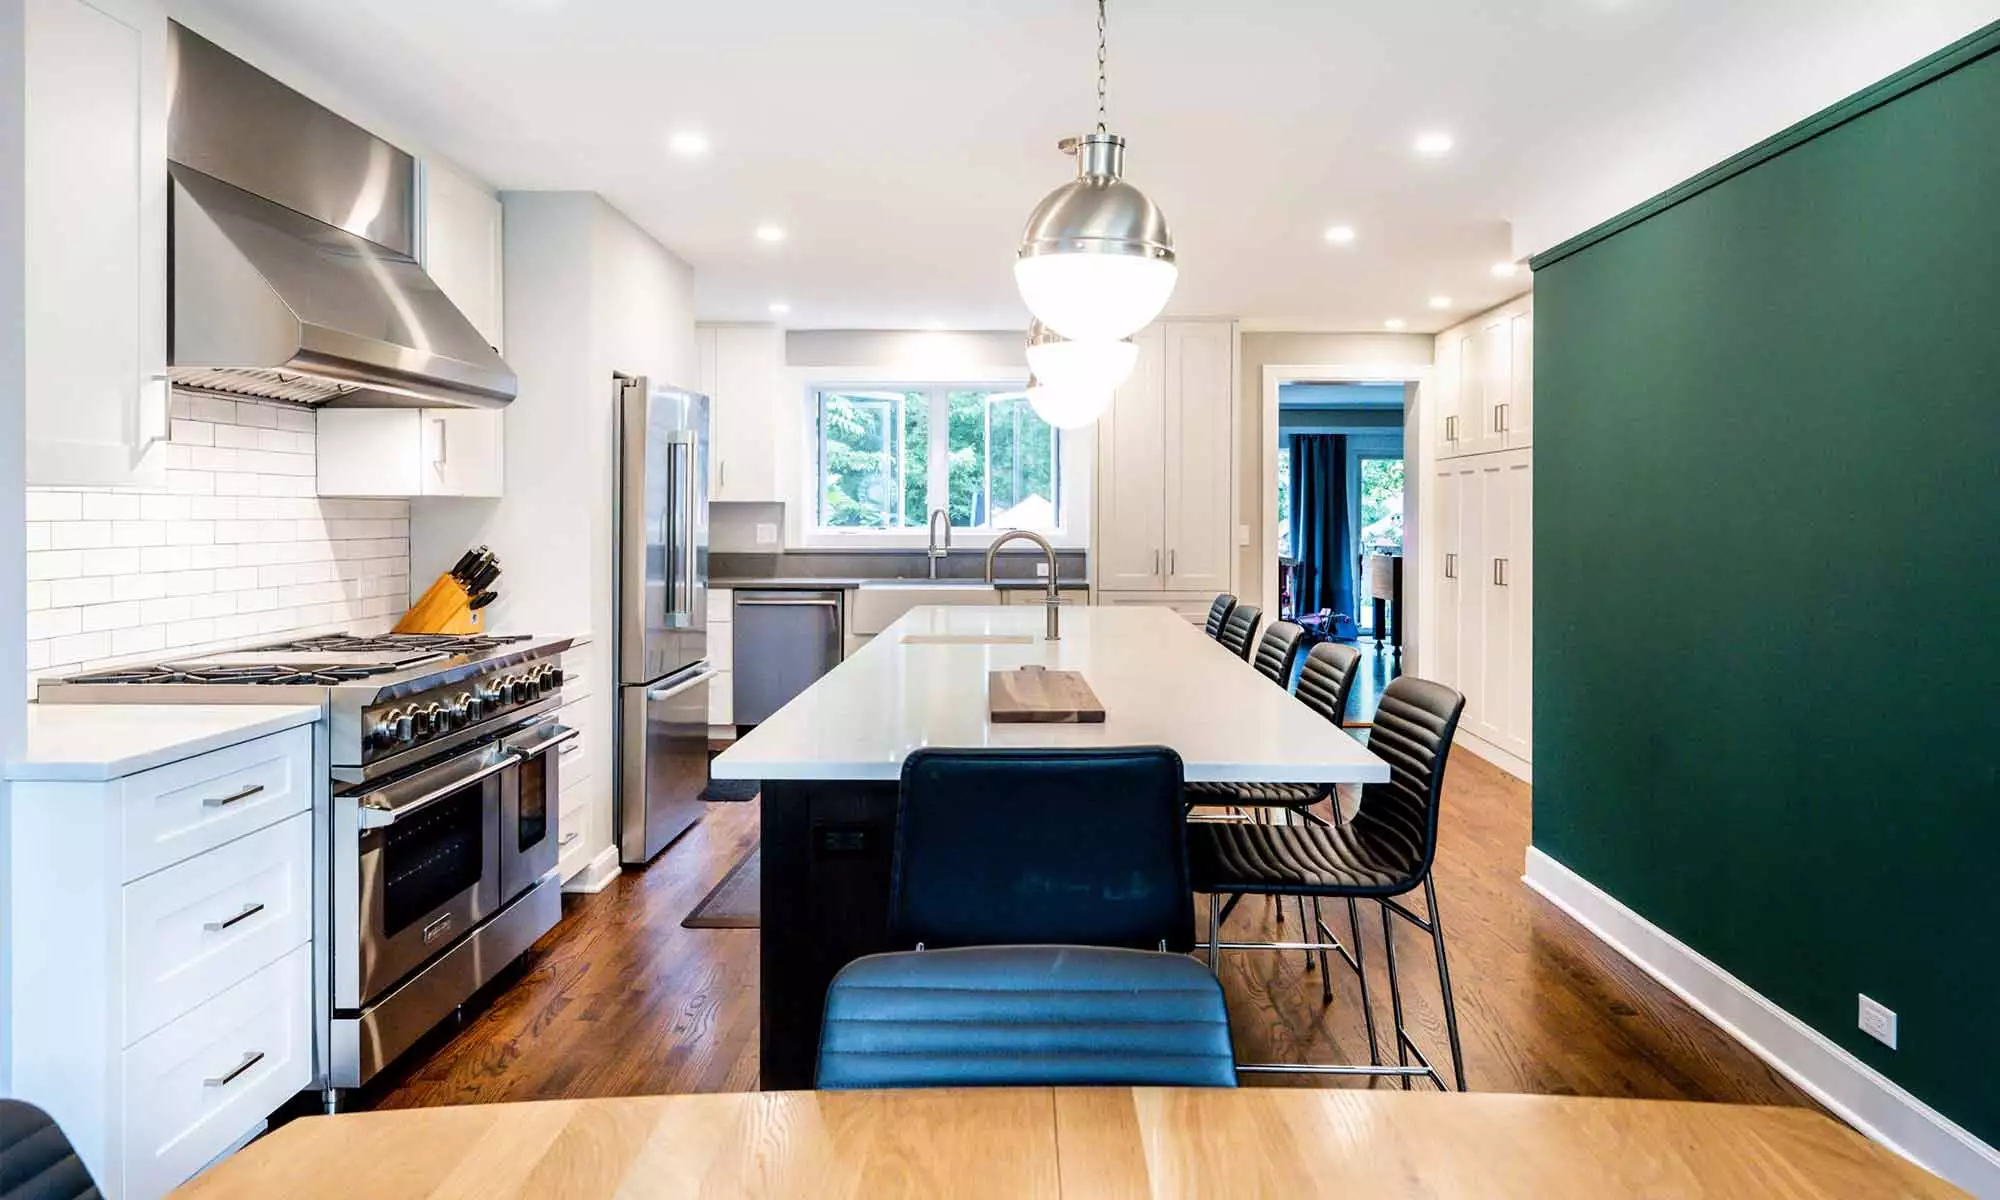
711, 606, 1390, 784
5, 704, 323, 782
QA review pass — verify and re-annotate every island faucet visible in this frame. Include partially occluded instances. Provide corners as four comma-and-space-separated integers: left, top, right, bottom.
927, 507, 950, 579
985, 529, 1062, 641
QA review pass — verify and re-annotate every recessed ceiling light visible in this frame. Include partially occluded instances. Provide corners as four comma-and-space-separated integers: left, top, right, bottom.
1384, 318, 1407, 331
1323, 225, 1357, 245
754, 224, 786, 243
1413, 131, 1455, 158
667, 130, 709, 157
1491, 261, 1521, 279
924, 319, 947, 331
1428, 295, 1453, 310
768, 302, 791, 315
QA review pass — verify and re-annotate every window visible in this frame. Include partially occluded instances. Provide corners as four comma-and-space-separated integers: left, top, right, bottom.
815, 386, 1060, 532
1275, 446, 1293, 558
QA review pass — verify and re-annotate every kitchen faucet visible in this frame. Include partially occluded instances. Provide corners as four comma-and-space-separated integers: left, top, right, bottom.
984, 529, 1062, 641
927, 508, 950, 579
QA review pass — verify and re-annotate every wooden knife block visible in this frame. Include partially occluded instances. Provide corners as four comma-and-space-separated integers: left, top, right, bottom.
393, 572, 485, 634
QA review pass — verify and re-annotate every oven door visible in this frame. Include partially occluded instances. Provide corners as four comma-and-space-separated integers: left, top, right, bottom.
340, 743, 513, 1009
499, 719, 577, 902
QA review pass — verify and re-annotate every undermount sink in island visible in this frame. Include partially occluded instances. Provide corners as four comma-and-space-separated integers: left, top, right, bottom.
711, 604, 1390, 1089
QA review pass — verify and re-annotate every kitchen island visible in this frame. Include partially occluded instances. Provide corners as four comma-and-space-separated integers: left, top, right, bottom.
711, 605, 1389, 1088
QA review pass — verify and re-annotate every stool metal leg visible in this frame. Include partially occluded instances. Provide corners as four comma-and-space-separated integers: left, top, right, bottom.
1424, 874, 1468, 1092
1296, 897, 1313, 971
1207, 892, 1221, 972
1309, 897, 1331, 1002
1343, 898, 1379, 1065
1380, 900, 1411, 1090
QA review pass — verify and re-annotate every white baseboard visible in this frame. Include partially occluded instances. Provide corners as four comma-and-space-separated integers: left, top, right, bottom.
1454, 728, 1531, 783
561, 844, 621, 895
1523, 847, 1999, 1197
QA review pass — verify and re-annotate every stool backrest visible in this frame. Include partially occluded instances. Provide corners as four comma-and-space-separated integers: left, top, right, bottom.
893, 747, 1192, 951
1203, 593, 1237, 640
1295, 641, 1361, 726
1217, 604, 1262, 661
1252, 620, 1306, 685
1355, 677, 1466, 883
0, 1100, 99, 1200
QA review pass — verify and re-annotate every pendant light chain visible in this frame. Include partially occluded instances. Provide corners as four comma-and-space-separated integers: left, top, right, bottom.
1095, 0, 1108, 133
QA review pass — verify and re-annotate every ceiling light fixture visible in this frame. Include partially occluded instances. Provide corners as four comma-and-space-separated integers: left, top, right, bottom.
1014, 0, 1176, 345
1414, 131, 1455, 158
668, 130, 710, 157
768, 302, 791, 315
1025, 319, 1137, 397
1324, 225, 1357, 245
1491, 261, 1521, 279
1384, 318, 1407, 331
1428, 295, 1453, 310
755, 224, 786, 243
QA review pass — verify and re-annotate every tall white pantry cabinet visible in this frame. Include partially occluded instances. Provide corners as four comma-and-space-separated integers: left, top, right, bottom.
1431, 295, 1534, 776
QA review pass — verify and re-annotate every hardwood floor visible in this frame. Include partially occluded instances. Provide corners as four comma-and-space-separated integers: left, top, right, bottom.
362, 754, 1811, 1112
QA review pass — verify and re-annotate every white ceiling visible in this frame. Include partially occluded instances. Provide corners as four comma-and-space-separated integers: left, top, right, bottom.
176, 0, 1994, 334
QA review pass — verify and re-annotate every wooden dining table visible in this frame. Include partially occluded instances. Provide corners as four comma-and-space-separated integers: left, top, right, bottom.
176, 1086, 1961, 1198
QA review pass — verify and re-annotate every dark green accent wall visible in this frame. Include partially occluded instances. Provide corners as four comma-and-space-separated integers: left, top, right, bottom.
1531, 24, 2000, 1145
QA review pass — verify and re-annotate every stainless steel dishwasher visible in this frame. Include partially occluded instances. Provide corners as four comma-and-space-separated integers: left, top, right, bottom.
732, 589, 844, 724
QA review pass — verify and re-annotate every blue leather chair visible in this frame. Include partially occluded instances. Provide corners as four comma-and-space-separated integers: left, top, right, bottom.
0, 1101, 100, 1200
816, 747, 1237, 1090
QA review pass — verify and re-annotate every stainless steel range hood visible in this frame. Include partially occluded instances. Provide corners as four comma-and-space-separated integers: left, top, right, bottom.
166, 23, 515, 409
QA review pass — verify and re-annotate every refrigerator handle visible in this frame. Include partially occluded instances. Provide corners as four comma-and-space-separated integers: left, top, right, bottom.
680, 438, 699, 618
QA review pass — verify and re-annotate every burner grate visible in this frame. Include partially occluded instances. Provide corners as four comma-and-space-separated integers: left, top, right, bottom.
245, 633, 534, 656
63, 662, 409, 686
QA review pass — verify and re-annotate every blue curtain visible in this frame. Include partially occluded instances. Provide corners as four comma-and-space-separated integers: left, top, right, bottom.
1289, 434, 1353, 622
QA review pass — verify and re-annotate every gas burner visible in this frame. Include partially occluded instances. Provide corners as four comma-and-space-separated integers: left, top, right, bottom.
64, 662, 408, 686
246, 632, 533, 656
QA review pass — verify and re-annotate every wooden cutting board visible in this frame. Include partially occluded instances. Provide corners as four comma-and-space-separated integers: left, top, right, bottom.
988, 665, 1106, 724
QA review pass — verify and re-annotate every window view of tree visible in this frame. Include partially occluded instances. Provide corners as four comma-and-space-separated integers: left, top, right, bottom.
817, 387, 1058, 532
1358, 457, 1405, 555
1275, 447, 1293, 558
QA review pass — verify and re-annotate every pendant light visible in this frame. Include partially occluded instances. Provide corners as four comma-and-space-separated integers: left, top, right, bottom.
1027, 371, 1112, 431
1014, 0, 1176, 343
1024, 319, 1137, 398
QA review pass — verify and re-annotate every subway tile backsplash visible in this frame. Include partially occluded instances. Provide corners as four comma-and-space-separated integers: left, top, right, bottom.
24, 393, 409, 692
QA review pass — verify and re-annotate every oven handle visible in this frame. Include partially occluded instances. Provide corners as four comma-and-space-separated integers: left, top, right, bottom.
510, 723, 579, 760
356, 752, 522, 830
645, 665, 720, 701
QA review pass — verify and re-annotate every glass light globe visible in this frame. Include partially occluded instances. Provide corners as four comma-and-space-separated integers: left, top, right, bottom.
1025, 335, 1138, 396
1014, 254, 1178, 343
1027, 380, 1112, 430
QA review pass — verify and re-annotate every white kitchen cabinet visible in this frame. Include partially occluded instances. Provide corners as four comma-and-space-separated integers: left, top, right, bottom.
1430, 449, 1532, 771
23, 0, 171, 487
5, 721, 317, 1199
1094, 320, 1235, 594
419, 159, 505, 352
1094, 591, 1216, 625
1436, 296, 1532, 459
708, 587, 735, 728
695, 324, 784, 503
316, 408, 504, 497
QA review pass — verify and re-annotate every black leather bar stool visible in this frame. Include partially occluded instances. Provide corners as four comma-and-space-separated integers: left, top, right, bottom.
1203, 593, 1237, 641
1189, 676, 1470, 1090
1250, 620, 1307, 686
1216, 604, 1262, 661
0, 1100, 100, 1200
816, 747, 1236, 1090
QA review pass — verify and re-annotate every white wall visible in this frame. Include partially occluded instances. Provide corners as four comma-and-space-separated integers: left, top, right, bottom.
409, 191, 694, 884
23, 396, 409, 692
2, 0, 28, 1093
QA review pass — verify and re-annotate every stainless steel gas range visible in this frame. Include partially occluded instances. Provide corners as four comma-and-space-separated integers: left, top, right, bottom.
39, 631, 578, 1107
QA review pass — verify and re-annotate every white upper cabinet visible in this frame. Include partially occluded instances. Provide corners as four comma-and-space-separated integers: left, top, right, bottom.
1095, 319, 1235, 594
697, 324, 784, 503
24, 0, 171, 487
316, 159, 508, 498
1436, 295, 1532, 459
420, 160, 505, 352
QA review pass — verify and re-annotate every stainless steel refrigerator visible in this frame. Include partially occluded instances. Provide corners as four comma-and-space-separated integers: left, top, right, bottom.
614, 374, 716, 865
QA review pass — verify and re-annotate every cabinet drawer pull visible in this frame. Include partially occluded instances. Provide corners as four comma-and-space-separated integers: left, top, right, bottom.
1168, 549, 1176, 576
1444, 553, 1456, 580
1151, 549, 1160, 575
202, 783, 266, 809
1497, 403, 1510, 433
559, 831, 581, 848
1493, 558, 1510, 586
204, 902, 266, 932
204, 1050, 265, 1088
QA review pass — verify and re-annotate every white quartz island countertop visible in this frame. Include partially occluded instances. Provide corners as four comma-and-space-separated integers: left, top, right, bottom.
712, 605, 1390, 784
4, 703, 322, 782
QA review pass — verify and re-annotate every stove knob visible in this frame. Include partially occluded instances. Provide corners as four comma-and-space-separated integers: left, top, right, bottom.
389, 708, 415, 744
545, 665, 565, 689
369, 712, 404, 751
509, 676, 532, 704
475, 682, 503, 708
454, 692, 482, 722
532, 667, 556, 695
412, 704, 443, 738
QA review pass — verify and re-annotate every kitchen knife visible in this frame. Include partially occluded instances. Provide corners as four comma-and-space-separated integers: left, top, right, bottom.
449, 548, 479, 582
467, 561, 501, 594
469, 590, 498, 611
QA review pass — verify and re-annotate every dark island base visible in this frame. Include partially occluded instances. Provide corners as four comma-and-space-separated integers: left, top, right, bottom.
758, 778, 901, 1090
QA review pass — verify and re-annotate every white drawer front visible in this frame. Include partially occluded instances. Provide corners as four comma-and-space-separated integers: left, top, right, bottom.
708, 619, 734, 672
120, 725, 313, 881
707, 587, 732, 623
122, 945, 311, 1200
557, 785, 594, 881
708, 669, 734, 725
122, 812, 312, 1045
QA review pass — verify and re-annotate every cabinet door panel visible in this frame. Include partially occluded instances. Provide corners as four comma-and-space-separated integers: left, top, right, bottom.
1095, 326, 1166, 590
1453, 462, 1486, 725
420, 161, 505, 351
315, 410, 423, 497
710, 326, 781, 502
1432, 466, 1461, 689
1435, 332, 1465, 458
1505, 310, 1534, 449
422, 410, 505, 497
1162, 321, 1234, 594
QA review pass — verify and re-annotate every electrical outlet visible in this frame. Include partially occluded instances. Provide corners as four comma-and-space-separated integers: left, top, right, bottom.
1858, 994, 1898, 1049
754, 522, 778, 545
1035, 562, 1050, 577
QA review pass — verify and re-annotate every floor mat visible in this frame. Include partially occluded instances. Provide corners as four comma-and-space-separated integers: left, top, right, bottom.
681, 843, 759, 929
